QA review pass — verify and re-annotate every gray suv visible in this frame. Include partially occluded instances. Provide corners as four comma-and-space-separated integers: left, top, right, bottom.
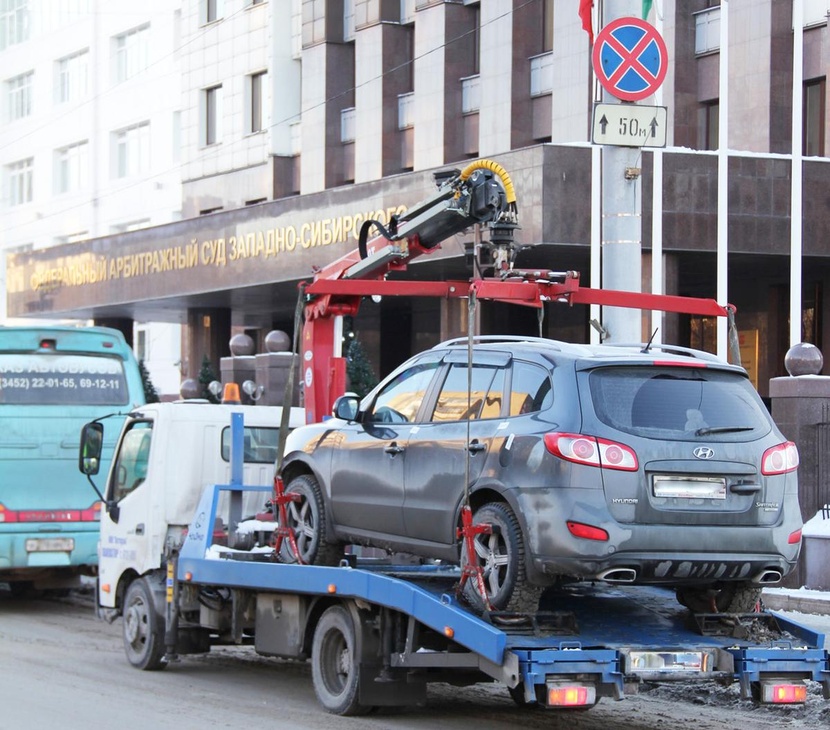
279, 337, 802, 613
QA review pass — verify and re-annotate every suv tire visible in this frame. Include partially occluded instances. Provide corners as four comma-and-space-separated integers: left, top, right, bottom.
278, 474, 343, 566
461, 502, 541, 614
676, 582, 762, 613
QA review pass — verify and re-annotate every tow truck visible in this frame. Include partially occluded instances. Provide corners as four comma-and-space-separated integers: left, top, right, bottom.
79, 159, 830, 715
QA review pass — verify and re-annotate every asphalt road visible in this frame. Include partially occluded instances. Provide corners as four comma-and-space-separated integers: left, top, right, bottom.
0, 587, 828, 729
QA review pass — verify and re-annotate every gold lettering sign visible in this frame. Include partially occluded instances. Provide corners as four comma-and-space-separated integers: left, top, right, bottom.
13, 205, 408, 295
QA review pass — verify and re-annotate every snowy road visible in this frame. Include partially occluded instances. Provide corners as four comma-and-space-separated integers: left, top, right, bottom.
0, 587, 828, 729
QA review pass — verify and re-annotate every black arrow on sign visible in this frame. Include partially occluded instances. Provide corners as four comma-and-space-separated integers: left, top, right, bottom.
599, 115, 608, 134
650, 118, 658, 138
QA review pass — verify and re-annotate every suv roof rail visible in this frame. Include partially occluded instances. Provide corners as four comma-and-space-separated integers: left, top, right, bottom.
437, 335, 564, 351
602, 342, 725, 363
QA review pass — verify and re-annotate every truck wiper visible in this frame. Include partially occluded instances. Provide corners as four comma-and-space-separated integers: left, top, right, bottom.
695, 426, 754, 436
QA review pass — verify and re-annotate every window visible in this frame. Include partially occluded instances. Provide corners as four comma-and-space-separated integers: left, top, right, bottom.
542, 0, 553, 53
249, 71, 266, 133
508, 361, 553, 416
6, 70, 32, 121
368, 361, 440, 423
530, 53, 553, 96
113, 122, 150, 178
7, 157, 32, 205
431, 364, 506, 421
804, 78, 826, 157
204, 84, 222, 145
114, 24, 150, 82
341, 107, 355, 143
135, 328, 147, 361
112, 218, 150, 233
221, 426, 281, 463
344, 0, 355, 41
398, 92, 414, 130
400, 0, 415, 24
0, 0, 29, 51
55, 141, 89, 194
590, 367, 771, 441
56, 50, 89, 103
698, 100, 719, 150
111, 422, 152, 502
804, 0, 829, 27
694, 6, 720, 55
205, 0, 223, 24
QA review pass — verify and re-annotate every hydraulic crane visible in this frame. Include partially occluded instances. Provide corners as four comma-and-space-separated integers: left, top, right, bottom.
297, 158, 736, 424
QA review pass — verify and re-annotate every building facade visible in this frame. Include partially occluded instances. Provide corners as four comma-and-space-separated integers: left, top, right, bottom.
3, 0, 830, 401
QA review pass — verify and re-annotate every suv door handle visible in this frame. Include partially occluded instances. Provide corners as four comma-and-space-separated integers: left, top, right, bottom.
384, 443, 405, 456
730, 482, 761, 494
135, 523, 145, 535
468, 440, 486, 454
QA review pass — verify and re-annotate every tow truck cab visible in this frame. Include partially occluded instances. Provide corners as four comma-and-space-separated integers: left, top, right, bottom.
80, 401, 305, 616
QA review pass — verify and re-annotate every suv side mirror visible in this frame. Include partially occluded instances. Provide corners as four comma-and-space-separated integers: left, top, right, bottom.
333, 394, 360, 421
79, 422, 104, 475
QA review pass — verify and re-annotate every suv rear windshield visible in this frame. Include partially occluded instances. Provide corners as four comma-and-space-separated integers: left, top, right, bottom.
589, 366, 772, 440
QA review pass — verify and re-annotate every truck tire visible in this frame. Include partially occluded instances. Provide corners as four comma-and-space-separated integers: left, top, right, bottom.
123, 578, 167, 671
676, 582, 762, 614
461, 502, 542, 614
278, 474, 342, 566
311, 605, 372, 716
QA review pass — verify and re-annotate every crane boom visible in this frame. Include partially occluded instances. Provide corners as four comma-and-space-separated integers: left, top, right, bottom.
298, 160, 734, 423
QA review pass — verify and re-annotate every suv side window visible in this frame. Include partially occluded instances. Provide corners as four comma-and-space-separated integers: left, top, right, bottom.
431, 363, 505, 421
509, 360, 553, 415
367, 362, 440, 423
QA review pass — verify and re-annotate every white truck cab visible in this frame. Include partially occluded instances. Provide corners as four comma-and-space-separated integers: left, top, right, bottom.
81, 401, 305, 616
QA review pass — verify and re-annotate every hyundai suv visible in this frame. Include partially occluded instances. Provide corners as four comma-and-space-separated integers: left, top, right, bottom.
279, 337, 802, 613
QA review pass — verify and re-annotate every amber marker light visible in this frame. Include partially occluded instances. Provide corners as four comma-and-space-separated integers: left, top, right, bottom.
101, 583, 111, 594
327, 584, 337, 594
184, 571, 193, 581
444, 626, 455, 639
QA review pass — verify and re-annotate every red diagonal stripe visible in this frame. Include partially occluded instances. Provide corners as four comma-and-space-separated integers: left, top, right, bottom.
605, 29, 658, 88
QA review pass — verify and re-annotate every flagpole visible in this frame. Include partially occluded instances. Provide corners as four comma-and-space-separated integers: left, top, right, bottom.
716, 2, 729, 360
791, 0, 804, 348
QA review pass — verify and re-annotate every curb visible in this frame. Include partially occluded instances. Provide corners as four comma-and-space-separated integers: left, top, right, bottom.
762, 591, 830, 616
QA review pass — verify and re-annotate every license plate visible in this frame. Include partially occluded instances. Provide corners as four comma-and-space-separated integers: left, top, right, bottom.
626, 650, 710, 674
25, 537, 75, 552
653, 476, 726, 500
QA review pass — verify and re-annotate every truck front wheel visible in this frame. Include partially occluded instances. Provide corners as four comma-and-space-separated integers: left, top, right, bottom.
311, 605, 372, 715
123, 578, 166, 671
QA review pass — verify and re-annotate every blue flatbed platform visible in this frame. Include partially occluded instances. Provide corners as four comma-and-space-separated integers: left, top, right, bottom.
178, 482, 830, 701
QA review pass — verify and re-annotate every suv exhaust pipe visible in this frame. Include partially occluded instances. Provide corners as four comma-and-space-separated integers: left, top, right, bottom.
753, 569, 783, 584
598, 568, 637, 583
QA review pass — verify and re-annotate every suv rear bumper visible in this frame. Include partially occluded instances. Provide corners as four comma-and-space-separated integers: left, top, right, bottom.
532, 551, 798, 586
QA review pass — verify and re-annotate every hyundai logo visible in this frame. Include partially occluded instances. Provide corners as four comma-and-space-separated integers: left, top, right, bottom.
693, 446, 715, 460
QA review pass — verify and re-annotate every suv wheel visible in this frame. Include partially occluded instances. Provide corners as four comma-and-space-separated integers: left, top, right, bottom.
278, 474, 343, 566
461, 502, 541, 614
676, 582, 762, 613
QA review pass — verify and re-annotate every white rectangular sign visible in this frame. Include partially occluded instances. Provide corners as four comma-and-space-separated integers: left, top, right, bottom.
591, 103, 667, 148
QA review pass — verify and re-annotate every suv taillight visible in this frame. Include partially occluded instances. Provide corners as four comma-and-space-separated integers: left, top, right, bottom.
761, 441, 799, 475
544, 433, 638, 471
